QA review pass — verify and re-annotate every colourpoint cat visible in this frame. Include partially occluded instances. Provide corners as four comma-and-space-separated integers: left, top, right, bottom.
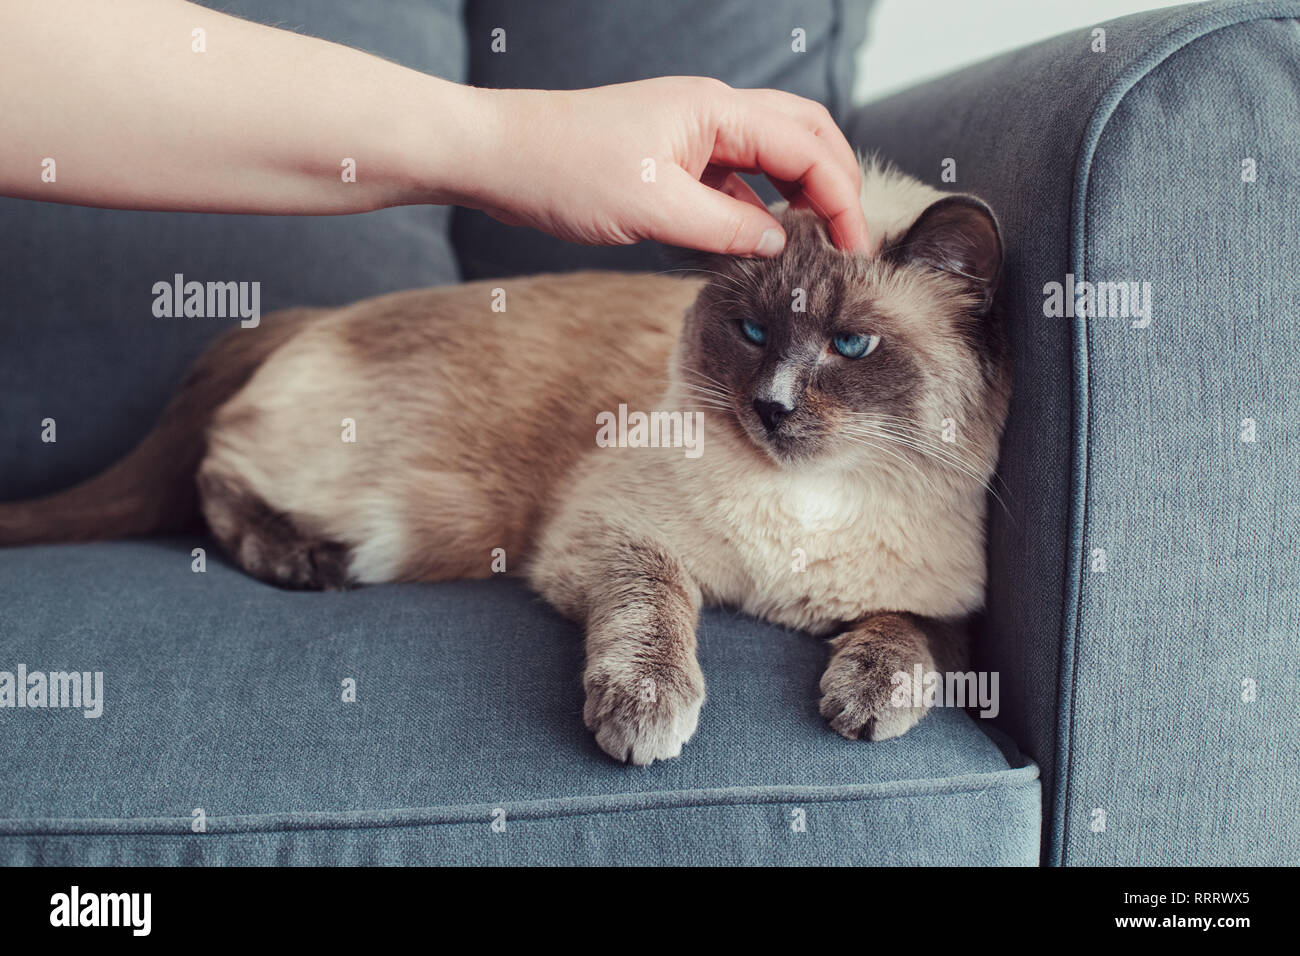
0, 159, 1009, 765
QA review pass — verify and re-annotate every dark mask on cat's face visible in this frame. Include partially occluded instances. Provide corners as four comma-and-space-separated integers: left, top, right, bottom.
677, 198, 1010, 480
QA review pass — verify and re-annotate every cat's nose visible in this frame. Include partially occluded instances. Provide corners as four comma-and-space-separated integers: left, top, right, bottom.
753, 398, 793, 432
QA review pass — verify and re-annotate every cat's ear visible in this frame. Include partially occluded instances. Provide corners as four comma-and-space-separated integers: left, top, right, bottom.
885, 196, 1003, 313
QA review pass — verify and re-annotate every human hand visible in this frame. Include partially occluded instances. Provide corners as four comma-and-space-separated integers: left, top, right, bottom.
457, 77, 872, 257
0, 0, 870, 256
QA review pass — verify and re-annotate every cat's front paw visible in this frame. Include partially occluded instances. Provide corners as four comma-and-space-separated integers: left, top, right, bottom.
818, 615, 935, 742
583, 657, 705, 766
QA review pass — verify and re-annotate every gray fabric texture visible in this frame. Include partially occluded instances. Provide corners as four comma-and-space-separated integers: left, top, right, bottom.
0, 539, 1040, 866
847, 0, 1300, 864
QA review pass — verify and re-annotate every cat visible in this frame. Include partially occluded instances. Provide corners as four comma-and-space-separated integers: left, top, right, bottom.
0, 159, 1009, 765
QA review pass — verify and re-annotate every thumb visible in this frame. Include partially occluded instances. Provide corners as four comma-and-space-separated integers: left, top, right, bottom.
645, 166, 787, 257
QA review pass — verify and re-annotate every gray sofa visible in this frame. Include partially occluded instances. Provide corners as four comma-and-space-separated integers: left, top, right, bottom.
1, 0, 1295, 865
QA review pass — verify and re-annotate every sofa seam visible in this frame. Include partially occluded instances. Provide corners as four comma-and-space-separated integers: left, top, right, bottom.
0, 765, 1040, 838
1054, 0, 1300, 867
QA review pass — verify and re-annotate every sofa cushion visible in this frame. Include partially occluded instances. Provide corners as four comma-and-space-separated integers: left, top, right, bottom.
0, 0, 466, 503
452, 0, 875, 279
0, 538, 1040, 865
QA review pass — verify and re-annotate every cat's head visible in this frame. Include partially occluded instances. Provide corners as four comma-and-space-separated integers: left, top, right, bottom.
676, 191, 1011, 486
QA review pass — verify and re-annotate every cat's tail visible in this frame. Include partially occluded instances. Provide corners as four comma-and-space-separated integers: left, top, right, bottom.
0, 308, 321, 547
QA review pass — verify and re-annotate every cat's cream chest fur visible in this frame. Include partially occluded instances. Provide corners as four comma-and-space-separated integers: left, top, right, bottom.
536, 420, 989, 637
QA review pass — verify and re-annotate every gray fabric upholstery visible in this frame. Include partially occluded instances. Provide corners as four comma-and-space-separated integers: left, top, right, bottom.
0, 539, 1040, 866
847, 0, 1300, 864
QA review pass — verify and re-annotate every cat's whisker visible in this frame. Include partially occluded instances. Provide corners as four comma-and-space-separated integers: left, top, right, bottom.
671, 384, 728, 397
843, 414, 1005, 477
847, 416, 1018, 506
675, 390, 733, 408
705, 298, 759, 316
679, 373, 729, 390
678, 385, 730, 401
850, 427, 992, 490
842, 419, 991, 478
647, 267, 752, 298
680, 370, 736, 398
852, 434, 993, 520
845, 424, 990, 478
837, 429, 937, 480
838, 434, 944, 498
845, 425, 1015, 521
654, 372, 731, 395
684, 368, 730, 388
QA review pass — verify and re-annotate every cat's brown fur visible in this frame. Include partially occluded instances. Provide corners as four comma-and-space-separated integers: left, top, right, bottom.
197, 271, 701, 586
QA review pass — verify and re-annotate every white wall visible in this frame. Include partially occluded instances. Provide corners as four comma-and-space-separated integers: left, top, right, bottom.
854, 0, 1199, 104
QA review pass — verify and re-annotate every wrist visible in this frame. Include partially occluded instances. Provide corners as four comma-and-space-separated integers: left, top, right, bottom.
384, 80, 517, 212
368, 76, 484, 210
440, 86, 550, 216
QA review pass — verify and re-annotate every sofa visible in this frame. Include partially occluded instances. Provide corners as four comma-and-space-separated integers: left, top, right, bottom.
1, 0, 1295, 866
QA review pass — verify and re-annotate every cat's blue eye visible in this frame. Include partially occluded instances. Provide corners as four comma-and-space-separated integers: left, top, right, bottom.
741, 319, 768, 345
832, 333, 880, 359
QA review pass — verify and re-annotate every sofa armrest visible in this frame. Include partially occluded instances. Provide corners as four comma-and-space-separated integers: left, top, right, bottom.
847, 0, 1300, 865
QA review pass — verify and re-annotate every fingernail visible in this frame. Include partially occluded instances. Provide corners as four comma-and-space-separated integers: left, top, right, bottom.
755, 229, 785, 256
